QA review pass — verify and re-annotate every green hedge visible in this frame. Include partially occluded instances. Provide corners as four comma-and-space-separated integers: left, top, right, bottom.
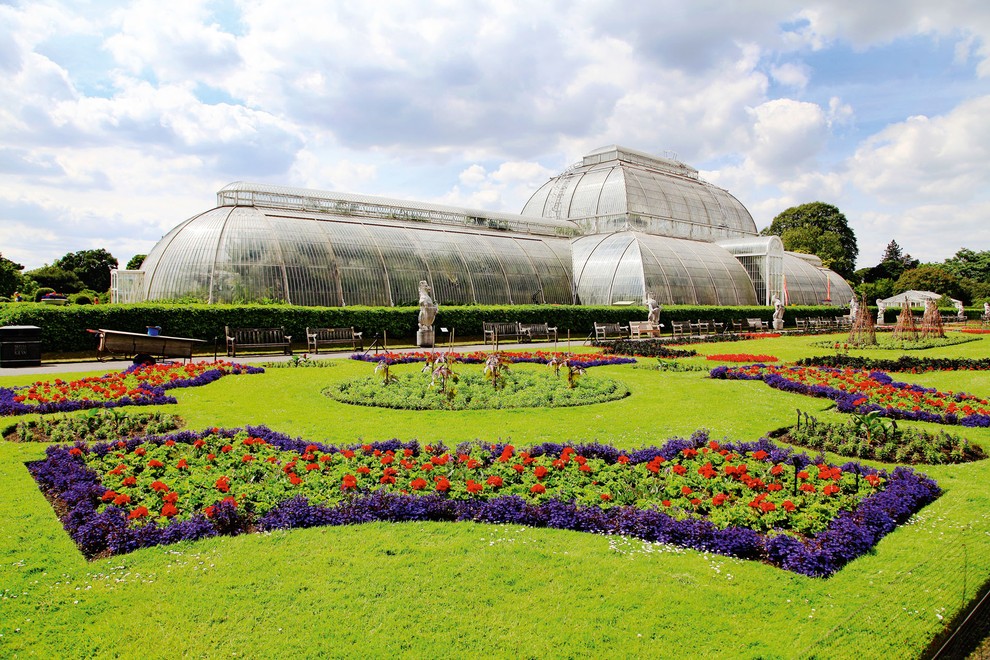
0, 303, 849, 353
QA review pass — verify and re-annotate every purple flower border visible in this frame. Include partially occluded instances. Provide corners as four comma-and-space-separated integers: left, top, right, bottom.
710, 364, 990, 428
0, 363, 264, 417
29, 427, 939, 577
349, 352, 636, 368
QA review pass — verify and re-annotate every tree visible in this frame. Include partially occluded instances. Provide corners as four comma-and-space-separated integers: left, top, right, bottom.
760, 202, 858, 280
126, 254, 147, 270
0, 253, 25, 297
942, 248, 990, 283
54, 249, 118, 293
895, 265, 965, 302
24, 265, 85, 293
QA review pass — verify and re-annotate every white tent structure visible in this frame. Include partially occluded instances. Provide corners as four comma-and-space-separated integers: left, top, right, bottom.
880, 290, 961, 308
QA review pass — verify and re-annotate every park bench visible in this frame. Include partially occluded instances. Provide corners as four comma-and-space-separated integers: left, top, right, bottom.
629, 320, 664, 339
593, 322, 629, 340
483, 321, 524, 345
306, 327, 363, 353
225, 326, 292, 357
519, 322, 558, 342
746, 318, 769, 331
91, 328, 205, 363
671, 321, 688, 337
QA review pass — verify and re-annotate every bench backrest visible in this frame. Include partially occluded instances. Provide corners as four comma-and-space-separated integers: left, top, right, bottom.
227, 326, 288, 343
309, 327, 355, 341
484, 322, 520, 334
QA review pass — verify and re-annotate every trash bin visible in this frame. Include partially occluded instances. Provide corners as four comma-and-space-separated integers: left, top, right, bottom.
0, 325, 42, 367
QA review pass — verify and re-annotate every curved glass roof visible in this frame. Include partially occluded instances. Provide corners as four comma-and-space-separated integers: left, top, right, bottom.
521, 146, 758, 240
782, 252, 854, 306
571, 232, 758, 306
140, 206, 574, 306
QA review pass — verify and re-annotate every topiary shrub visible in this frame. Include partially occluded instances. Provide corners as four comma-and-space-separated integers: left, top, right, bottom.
72, 293, 93, 305
34, 287, 55, 302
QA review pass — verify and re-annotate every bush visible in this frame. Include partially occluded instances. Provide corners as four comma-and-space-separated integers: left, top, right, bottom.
72, 293, 93, 305
34, 287, 55, 302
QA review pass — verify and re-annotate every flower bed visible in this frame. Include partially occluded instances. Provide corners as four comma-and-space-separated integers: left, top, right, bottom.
706, 354, 779, 363
711, 365, 990, 427
0, 361, 264, 416
350, 350, 635, 368
796, 355, 990, 373
960, 328, 990, 335
326, 370, 629, 410
592, 339, 698, 358
31, 427, 940, 577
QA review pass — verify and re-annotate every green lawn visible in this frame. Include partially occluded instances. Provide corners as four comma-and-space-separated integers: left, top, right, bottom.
2, 333, 989, 658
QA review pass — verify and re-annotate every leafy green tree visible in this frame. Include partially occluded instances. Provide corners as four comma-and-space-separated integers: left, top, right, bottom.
855, 278, 895, 302
760, 202, 858, 280
895, 265, 965, 302
24, 265, 85, 293
942, 248, 990, 283
126, 254, 147, 270
0, 253, 25, 297
54, 249, 118, 293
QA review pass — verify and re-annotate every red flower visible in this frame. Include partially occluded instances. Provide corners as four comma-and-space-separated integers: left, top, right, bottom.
760, 501, 776, 513
242, 454, 255, 463
486, 475, 503, 488
530, 483, 546, 495
305, 463, 319, 471
305, 444, 319, 453
410, 478, 428, 491
341, 449, 355, 459
342, 474, 358, 489
712, 493, 726, 506
221, 445, 233, 453
288, 473, 302, 486
204, 506, 216, 518
617, 455, 630, 464
782, 500, 796, 512
380, 455, 394, 465
752, 450, 769, 461
770, 464, 784, 476
600, 493, 612, 501
512, 464, 525, 473
134, 447, 146, 456
434, 477, 451, 492
420, 463, 434, 472
69, 447, 83, 456
690, 498, 702, 506
122, 476, 137, 487
101, 490, 116, 502
215, 477, 230, 492
822, 484, 840, 496
865, 474, 881, 487
129, 506, 149, 520
662, 500, 671, 507
161, 503, 178, 518
176, 459, 189, 469
680, 486, 693, 496
466, 480, 484, 494
193, 439, 206, 449
672, 465, 687, 476
164, 440, 175, 447
150, 480, 170, 492
799, 483, 816, 493
112, 493, 131, 506
356, 466, 370, 475
163, 492, 178, 504
147, 459, 164, 469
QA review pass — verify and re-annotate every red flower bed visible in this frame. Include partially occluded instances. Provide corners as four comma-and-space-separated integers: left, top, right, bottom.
706, 354, 779, 362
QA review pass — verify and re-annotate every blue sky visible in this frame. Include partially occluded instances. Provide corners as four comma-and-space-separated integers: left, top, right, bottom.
1, 1, 988, 272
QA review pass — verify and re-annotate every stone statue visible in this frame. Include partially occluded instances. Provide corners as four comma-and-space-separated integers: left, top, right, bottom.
772, 294, 784, 330
984, 301, 990, 319
849, 296, 859, 320
876, 299, 886, 325
646, 293, 662, 325
417, 280, 438, 347
955, 300, 965, 320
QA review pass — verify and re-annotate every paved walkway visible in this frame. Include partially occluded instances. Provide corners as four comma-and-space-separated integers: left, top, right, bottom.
0, 339, 582, 378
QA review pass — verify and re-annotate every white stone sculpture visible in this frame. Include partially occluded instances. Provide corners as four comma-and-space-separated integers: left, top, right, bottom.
772, 294, 785, 330
876, 299, 886, 325
417, 280, 438, 347
646, 293, 662, 325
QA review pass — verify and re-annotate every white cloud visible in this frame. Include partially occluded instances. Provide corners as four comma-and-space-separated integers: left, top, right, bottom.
748, 99, 829, 174
770, 62, 809, 89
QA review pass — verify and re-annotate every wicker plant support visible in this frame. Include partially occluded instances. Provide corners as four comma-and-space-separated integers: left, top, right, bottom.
892, 302, 919, 342
847, 296, 877, 346
920, 299, 945, 339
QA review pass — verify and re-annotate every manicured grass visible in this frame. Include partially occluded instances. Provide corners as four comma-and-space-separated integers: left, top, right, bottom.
2, 335, 990, 657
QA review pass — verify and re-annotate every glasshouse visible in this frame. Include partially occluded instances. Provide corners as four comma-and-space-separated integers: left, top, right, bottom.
114, 146, 852, 308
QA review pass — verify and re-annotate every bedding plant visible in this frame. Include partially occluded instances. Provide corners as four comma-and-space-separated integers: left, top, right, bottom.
33, 426, 938, 577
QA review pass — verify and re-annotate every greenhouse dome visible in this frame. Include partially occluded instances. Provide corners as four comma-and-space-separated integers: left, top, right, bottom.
118, 146, 851, 309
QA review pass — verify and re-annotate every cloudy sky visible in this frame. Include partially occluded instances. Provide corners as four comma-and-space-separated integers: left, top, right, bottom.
1, 0, 988, 272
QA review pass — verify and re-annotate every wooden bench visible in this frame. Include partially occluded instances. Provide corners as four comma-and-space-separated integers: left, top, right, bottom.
225, 326, 292, 357
519, 322, 558, 342
483, 322, 524, 345
629, 320, 664, 339
91, 329, 206, 362
746, 318, 769, 331
306, 327, 363, 353
671, 321, 688, 337
594, 322, 629, 340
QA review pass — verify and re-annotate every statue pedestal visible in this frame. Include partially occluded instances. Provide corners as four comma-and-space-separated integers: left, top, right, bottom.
417, 328, 435, 348
773, 319, 784, 331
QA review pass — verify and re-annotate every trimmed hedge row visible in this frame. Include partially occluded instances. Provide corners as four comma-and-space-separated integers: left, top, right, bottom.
0, 302, 846, 353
